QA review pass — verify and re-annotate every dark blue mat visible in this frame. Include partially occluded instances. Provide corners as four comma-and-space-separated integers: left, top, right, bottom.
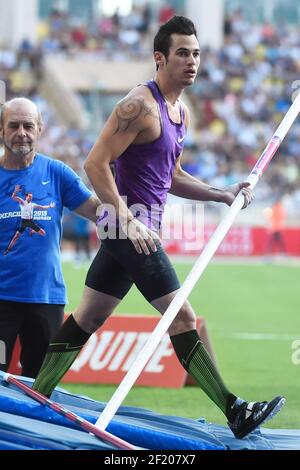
0, 373, 299, 450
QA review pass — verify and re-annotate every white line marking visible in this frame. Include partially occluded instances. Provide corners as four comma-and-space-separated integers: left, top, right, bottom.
231, 333, 300, 341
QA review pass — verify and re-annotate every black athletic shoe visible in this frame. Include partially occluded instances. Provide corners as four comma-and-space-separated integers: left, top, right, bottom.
228, 396, 286, 439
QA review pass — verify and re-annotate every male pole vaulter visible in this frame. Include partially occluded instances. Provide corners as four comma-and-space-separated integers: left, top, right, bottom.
33, 17, 284, 439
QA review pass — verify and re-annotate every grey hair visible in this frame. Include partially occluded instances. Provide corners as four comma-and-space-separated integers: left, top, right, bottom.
0, 97, 43, 127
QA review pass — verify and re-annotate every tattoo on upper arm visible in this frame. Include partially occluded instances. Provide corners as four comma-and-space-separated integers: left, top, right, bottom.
113, 97, 159, 135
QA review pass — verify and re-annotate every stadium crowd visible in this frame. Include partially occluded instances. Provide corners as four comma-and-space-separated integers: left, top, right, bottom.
1, 6, 300, 224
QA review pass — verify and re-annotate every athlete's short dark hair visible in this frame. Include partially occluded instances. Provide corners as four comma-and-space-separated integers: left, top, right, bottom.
153, 16, 198, 68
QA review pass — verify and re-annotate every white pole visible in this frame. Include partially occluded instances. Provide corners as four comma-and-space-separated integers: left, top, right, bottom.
96, 91, 300, 431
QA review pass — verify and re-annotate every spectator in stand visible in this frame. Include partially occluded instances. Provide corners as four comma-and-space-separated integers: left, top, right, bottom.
264, 196, 287, 257
159, 2, 176, 24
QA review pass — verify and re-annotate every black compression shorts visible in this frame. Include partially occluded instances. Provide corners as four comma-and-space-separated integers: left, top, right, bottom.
86, 238, 180, 302
19, 219, 41, 233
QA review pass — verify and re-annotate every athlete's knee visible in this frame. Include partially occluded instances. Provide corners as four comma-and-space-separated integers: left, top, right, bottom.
169, 303, 196, 335
179, 302, 196, 321
73, 309, 111, 334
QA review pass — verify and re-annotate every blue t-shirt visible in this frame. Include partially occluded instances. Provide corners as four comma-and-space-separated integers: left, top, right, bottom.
0, 153, 92, 304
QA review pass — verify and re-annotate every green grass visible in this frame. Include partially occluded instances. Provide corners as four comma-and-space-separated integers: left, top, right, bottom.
62, 260, 300, 429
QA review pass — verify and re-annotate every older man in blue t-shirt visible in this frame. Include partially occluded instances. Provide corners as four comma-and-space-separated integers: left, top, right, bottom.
0, 97, 100, 378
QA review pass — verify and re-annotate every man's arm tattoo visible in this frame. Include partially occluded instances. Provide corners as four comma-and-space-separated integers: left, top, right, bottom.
113, 97, 159, 135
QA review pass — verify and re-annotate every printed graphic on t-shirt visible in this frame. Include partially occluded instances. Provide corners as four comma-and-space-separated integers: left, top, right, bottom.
3, 184, 56, 256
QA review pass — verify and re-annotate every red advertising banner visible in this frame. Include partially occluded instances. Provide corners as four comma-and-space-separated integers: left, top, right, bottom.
63, 315, 215, 388
9, 315, 216, 389
164, 225, 300, 256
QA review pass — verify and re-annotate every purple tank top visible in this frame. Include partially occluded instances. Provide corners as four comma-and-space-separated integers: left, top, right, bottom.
115, 80, 186, 230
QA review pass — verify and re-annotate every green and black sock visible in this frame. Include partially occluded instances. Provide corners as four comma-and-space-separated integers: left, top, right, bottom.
32, 314, 91, 397
170, 329, 238, 417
